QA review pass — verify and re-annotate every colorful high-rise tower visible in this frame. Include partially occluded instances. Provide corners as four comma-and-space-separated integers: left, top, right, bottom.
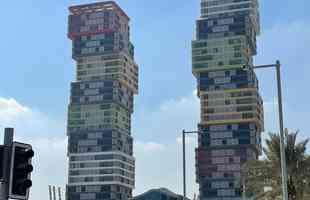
192, 0, 264, 199
66, 2, 138, 200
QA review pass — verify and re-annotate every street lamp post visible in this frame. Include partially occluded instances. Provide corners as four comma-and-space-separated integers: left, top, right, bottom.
244, 60, 288, 200
182, 129, 200, 200
182, 130, 186, 200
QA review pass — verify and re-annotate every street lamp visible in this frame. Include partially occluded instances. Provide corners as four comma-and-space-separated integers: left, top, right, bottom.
181, 129, 201, 200
243, 60, 288, 200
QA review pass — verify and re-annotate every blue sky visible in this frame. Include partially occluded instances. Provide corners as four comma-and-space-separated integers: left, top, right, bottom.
0, 0, 309, 199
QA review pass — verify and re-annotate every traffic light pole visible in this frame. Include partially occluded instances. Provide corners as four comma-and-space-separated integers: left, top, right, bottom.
0, 128, 14, 200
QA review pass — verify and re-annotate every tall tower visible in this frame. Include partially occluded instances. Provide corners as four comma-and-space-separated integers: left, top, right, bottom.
192, 0, 264, 199
66, 2, 138, 200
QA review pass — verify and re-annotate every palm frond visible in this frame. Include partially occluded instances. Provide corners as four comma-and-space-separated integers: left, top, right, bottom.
244, 130, 310, 199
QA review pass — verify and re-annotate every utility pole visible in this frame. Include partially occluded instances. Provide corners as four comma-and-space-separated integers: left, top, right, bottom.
0, 128, 14, 200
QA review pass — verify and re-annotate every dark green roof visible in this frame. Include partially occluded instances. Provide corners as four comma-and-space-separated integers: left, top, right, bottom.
133, 188, 190, 200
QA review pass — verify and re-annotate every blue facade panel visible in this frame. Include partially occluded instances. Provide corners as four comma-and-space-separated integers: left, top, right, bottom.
198, 123, 261, 151
68, 129, 133, 155
72, 32, 127, 58
70, 80, 134, 113
197, 14, 247, 39
197, 69, 258, 92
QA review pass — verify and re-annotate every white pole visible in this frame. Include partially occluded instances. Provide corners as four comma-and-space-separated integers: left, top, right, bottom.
48, 185, 52, 200
53, 186, 56, 200
58, 187, 62, 200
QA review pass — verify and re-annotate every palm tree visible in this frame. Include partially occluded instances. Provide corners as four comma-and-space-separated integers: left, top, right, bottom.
243, 131, 310, 200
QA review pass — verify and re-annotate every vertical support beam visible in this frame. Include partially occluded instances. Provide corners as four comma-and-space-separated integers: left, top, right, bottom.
58, 187, 62, 200
53, 186, 56, 200
0, 128, 14, 200
182, 130, 186, 200
276, 60, 288, 200
49, 185, 52, 200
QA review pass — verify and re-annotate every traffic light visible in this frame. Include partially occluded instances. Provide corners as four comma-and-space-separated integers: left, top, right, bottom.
9, 142, 34, 200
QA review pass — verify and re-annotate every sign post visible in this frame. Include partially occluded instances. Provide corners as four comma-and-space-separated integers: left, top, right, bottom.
0, 128, 14, 200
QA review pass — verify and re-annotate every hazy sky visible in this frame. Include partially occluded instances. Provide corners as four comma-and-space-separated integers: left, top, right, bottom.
0, 1, 309, 200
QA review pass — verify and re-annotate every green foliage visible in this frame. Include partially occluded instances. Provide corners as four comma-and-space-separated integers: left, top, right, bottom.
243, 131, 310, 200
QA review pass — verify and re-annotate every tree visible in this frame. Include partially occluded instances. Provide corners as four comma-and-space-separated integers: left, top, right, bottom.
243, 131, 310, 200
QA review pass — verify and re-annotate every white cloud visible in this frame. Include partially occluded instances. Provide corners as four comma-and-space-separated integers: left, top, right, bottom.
135, 141, 166, 152
134, 137, 198, 198
133, 90, 200, 143
0, 97, 64, 140
0, 97, 67, 200
159, 90, 198, 113
0, 97, 30, 123
133, 91, 199, 197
